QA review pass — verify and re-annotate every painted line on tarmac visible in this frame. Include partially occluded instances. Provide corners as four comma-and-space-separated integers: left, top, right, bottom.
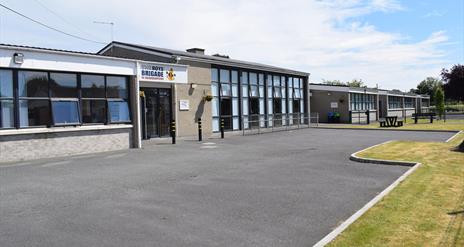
104, 153, 127, 159
0, 162, 34, 168
200, 146, 217, 149
445, 130, 463, 143
203, 142, 216, 145
41, 160, 71, 168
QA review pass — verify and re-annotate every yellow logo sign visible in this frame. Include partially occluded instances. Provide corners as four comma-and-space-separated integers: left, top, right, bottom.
166, 68, 176, 81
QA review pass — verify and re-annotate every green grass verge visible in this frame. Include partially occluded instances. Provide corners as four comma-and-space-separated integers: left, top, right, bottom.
328, 132, 464, 247
320, 119, 464, 131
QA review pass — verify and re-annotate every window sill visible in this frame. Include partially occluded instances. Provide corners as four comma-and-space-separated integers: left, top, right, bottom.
0, 124, 133, 136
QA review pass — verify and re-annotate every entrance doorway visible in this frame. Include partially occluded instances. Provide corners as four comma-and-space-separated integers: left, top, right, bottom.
250, 98, 259, 128
140, 88, 172, 139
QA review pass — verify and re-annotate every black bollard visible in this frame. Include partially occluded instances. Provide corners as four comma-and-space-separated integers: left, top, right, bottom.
220, 119, 225, 139
170, 120, 176, 144
198, 118, 202, 142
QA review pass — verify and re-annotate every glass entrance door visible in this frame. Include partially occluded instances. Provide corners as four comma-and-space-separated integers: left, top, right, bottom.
141, 88, 171, 139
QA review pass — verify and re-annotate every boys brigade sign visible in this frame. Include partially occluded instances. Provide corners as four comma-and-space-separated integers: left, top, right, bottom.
138, 62, 188, 84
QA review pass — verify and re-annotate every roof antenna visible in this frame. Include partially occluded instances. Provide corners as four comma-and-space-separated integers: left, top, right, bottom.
93, 21, 114, 42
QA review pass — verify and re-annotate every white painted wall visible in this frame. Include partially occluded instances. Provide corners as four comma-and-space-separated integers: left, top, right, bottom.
0, 47, 136, 75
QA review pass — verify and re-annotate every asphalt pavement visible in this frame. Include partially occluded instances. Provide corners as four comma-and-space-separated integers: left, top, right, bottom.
0, 128, 454, 247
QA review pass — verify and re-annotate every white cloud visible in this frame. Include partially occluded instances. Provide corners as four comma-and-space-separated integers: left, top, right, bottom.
0, 0, 454, 90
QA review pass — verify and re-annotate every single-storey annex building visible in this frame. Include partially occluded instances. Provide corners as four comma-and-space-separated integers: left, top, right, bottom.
310, 84, 430, 123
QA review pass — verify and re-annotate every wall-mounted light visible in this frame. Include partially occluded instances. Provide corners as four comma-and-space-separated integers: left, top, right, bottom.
13, 53, 24, 64
191, 83, 197, 89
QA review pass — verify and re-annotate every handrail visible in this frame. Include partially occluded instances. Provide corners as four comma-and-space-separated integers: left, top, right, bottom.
241, 112, 319, 136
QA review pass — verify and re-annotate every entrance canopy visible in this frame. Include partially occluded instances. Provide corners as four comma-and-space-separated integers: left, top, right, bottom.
138, 62, 188, 84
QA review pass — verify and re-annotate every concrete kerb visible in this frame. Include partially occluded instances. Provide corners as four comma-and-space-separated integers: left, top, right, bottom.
313, 130, 462, 247
313, 126, 459, 134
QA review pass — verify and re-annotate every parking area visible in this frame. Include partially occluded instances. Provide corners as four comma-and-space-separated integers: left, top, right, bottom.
0, 128, 454, 247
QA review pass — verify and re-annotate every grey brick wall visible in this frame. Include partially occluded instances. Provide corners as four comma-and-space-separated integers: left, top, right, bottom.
0, 129, 132, 163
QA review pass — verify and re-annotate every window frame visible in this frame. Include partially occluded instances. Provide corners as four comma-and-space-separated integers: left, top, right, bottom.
0, 69, 15, 129
0, 68, 131, 130
50, 98, 81, 126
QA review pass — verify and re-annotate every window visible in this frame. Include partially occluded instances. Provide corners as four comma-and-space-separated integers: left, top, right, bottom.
19, 100, 51, 127
18, 71, 49, 97
18, 71, 51, 127
0, 70, 14, 128
81, 74, 105, 98
350, 93, 376, 111
404, 97, 415, 108
50, 73, 77, 98
388, 96, 402, 109
108, 100, 130, 123
52, 100, 80, 125
82, 100, 106, 123
81, 74, 107, 124
220, 69, 230, 83
211, 68, 218, 82
107, 76, 128, 98
0, 100, 14, 128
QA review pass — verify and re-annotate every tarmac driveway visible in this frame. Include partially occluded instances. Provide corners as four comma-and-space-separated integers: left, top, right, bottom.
0, 128, 454, 247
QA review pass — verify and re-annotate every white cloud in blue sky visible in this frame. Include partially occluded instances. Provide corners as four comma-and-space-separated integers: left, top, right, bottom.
0, 0, 461, 90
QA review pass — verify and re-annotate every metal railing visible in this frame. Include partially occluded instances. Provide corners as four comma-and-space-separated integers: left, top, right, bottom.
241, 113, 318, 136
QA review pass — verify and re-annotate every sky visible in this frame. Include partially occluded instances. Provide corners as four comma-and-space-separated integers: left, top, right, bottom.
0, 0, 462, 91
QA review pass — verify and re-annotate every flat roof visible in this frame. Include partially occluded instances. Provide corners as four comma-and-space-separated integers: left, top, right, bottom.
309, 83, 429, 98
98, 41, 310, 77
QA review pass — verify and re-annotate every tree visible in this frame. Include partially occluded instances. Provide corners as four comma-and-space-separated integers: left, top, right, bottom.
346, 79, 364, 88
441, 64, 464, 102
322, 79, 345, 86
414, 77, 442, 102
434, 87, 445, 118
321, 79, 365, 87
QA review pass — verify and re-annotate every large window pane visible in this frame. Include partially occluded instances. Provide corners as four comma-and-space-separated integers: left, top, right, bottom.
232, 84, 238, 97
18, 71, 49, 97
82, 100, 106, 124
19, 100, 51, 127
242, 98, 249, 115
241, 72, 248, 84
52, 101, 80, 125
211, 97, 219, 117
259, 74, 264, 85
273, 76, 280, 86
82, 74, 105, 98
50, 73, 77, 98
250, 73, 258, 85
242, 85, 248, 97
251, 86, 259, 97
231, 71, 238, 84
0, 100, 14, 128
232, 98, 239, 116
0, 70, 13, 97
220, 69, 230, 83
211, 83, 219, 97
221, 84, 231, 96
107, 76, 128, 99
212, 117, 219, 132
211, 68, 218, 82
108, 100, 130, 123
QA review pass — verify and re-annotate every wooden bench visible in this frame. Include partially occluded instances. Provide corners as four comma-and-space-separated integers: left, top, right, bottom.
412, 113, 436, 124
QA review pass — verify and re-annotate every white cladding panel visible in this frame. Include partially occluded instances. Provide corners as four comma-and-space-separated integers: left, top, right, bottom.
0, 49, 136, 75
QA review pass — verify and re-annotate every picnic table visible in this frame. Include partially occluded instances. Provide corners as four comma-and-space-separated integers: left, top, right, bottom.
380, 116, 403, 127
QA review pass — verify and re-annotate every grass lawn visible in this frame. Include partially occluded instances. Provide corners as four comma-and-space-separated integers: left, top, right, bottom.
328, 131, 464, 246
319, 119, 464, 131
